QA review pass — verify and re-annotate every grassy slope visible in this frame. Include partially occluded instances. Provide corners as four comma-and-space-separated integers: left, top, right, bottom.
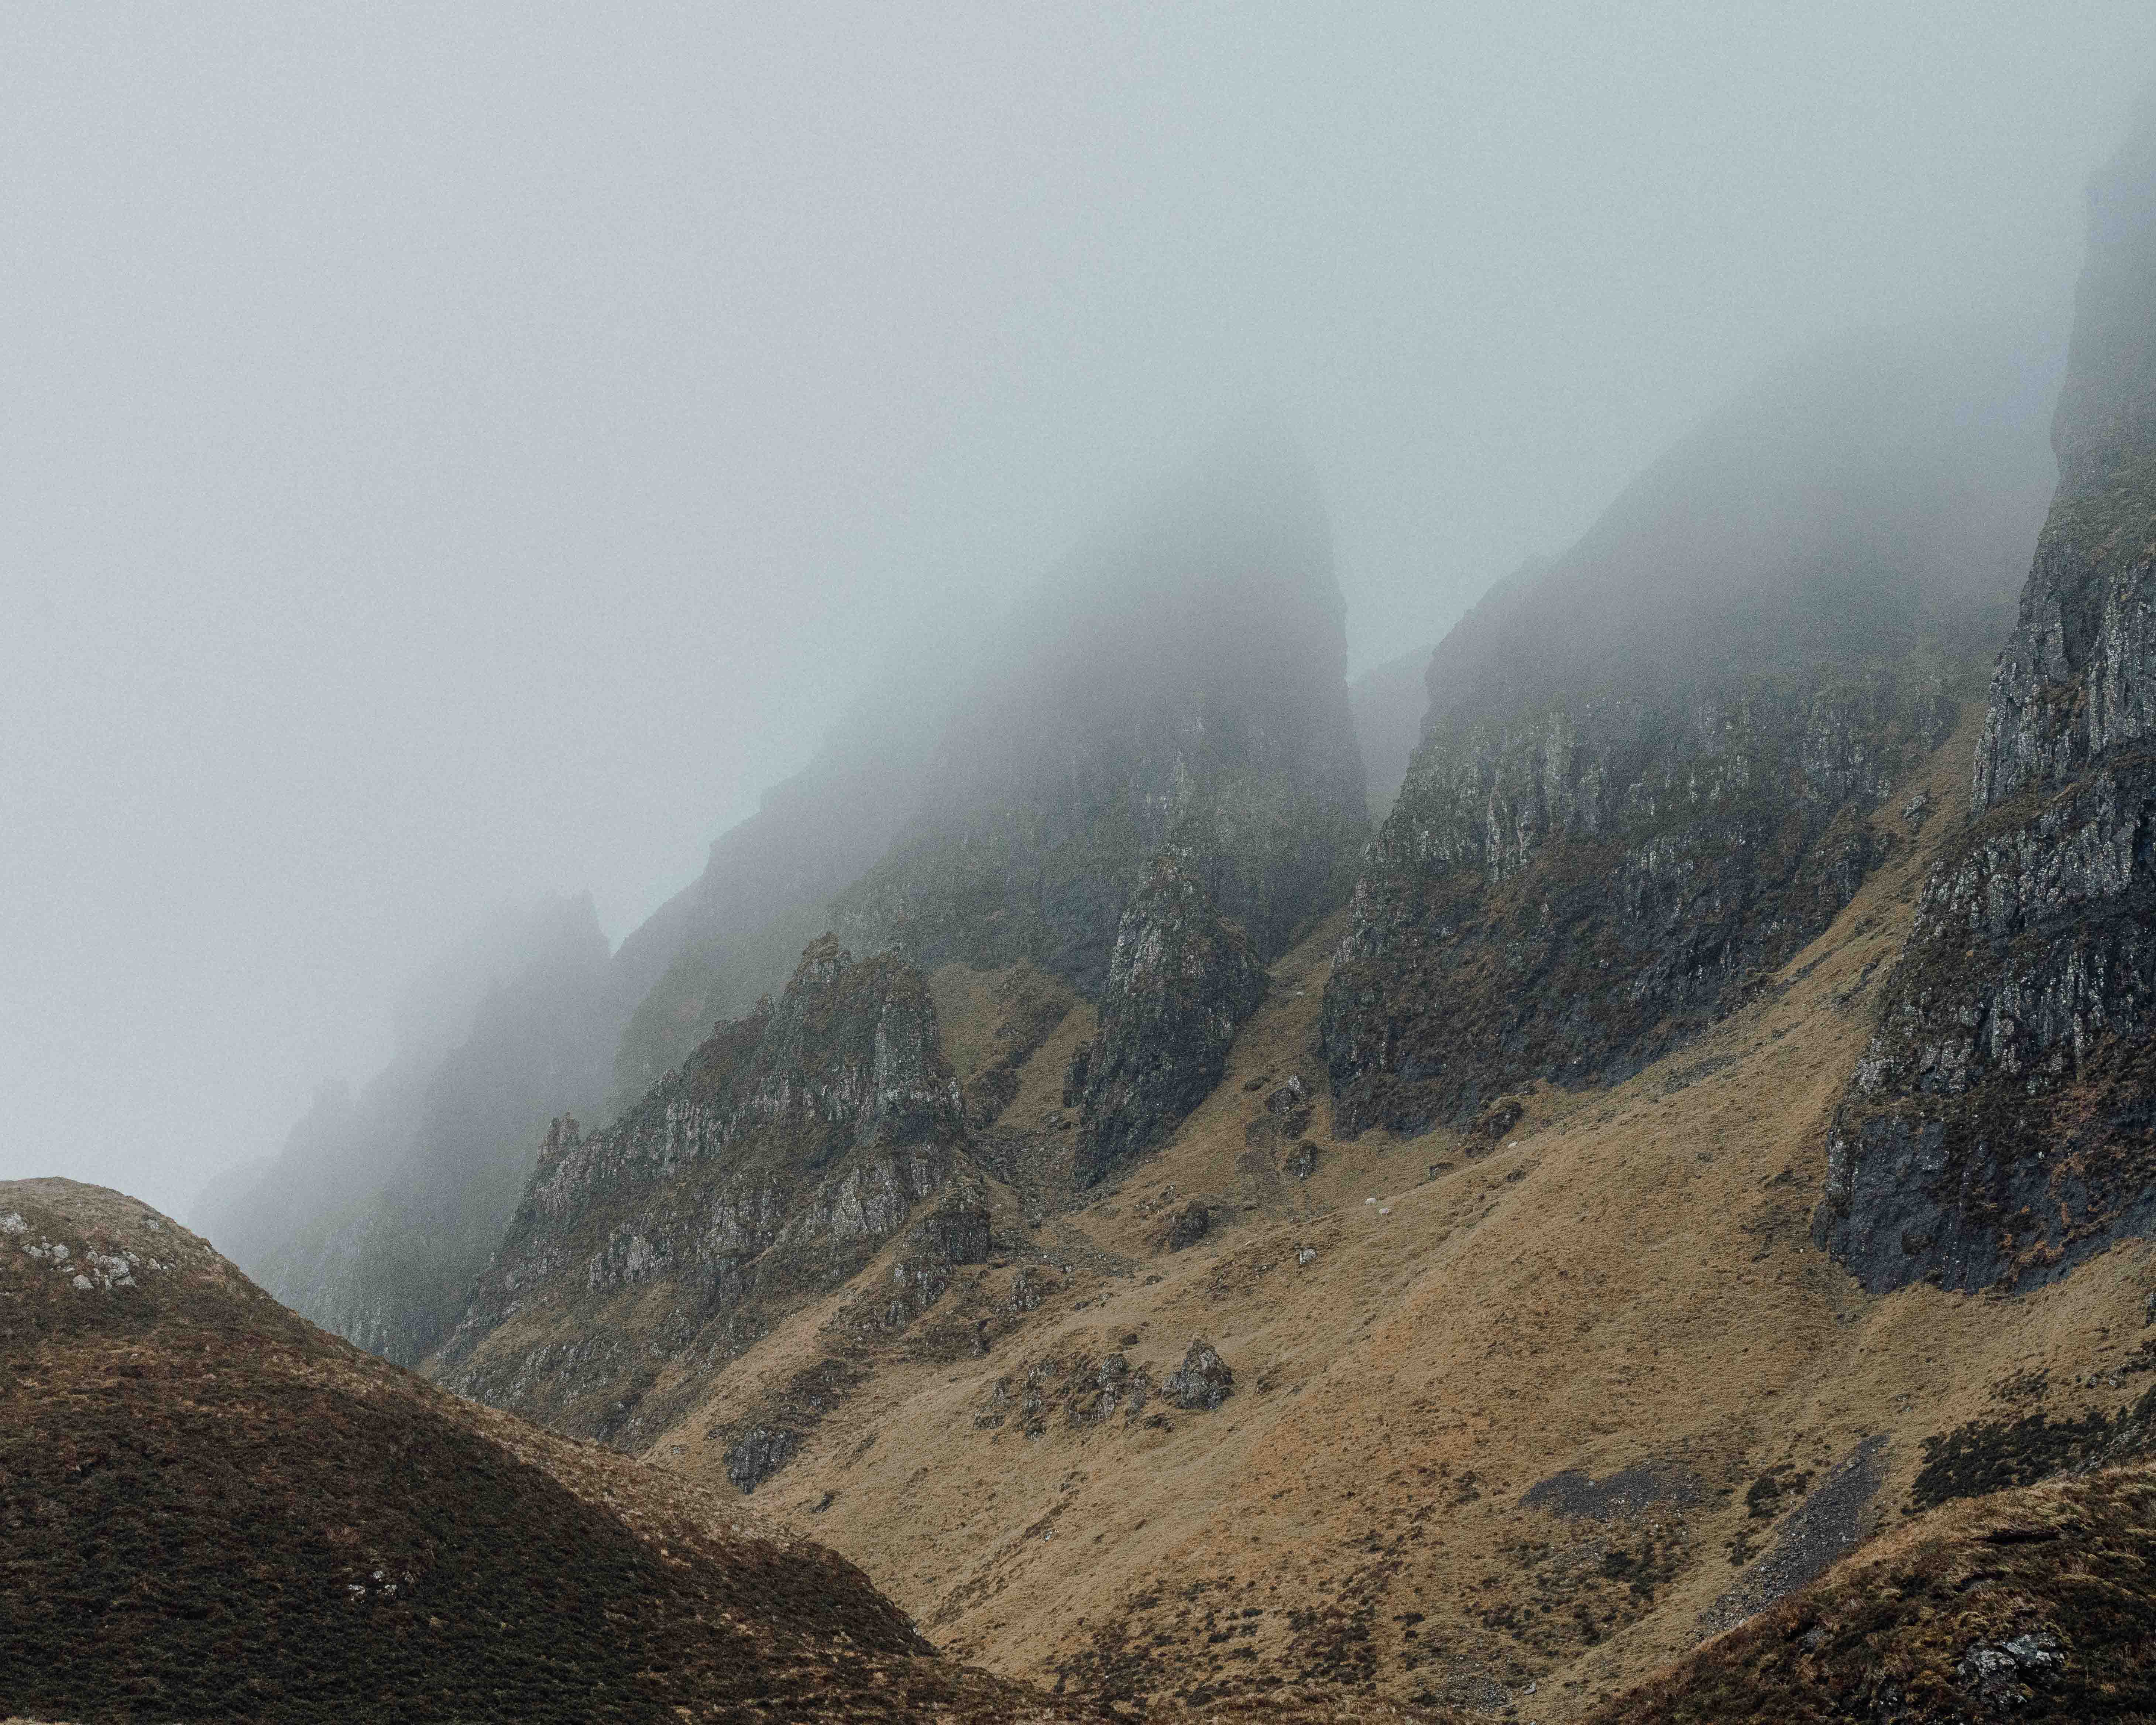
642, 711, 2156, 1719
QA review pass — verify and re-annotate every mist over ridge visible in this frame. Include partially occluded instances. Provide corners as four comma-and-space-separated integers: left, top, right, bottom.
3, 1, 2152, 1239
22, 18, 2156, 1725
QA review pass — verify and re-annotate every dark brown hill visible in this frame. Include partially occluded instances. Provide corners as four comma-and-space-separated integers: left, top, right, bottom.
0, 1178, 1085, 1725
1591, 1459, 2156, 1724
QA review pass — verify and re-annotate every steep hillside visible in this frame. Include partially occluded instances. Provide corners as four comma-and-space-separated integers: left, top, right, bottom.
1321, 328, 2055, 1139
428, 935, 982, 1450
208, 439, 1371, 1377
196, 894, 617, 1366
605, 689, 949, 1115
0, 1179, 1094, 1724
620, 711, 2156, 1721
1817, 97, 2156, 1297
832, 432, 1369, 997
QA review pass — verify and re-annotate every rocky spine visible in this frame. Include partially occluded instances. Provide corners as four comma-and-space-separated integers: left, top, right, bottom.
1815, 106, 2156, 1293
427, 936, 971, 1445
1066, 848, 1270, 1185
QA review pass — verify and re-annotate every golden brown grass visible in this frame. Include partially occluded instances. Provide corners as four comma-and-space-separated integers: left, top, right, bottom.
643, 712, 2156, 1719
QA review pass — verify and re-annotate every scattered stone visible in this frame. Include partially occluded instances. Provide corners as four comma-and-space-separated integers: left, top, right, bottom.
1702, 1436, 1888, 1632
1060, 1042, 1092, 1110
1522, 1460, 1704, 1523
1467, 1096, 1526, 1149
1899, 787, 1932, 829
1285, 1141, 1321, 1180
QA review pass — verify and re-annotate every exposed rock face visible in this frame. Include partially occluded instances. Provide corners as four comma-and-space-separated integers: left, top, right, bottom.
1816, 107, 2156, 1293
1322, 329, 2058, 1138
1065, 849, 1270, 1185
832, 433, 1369, 998
427, 935, 969, 1446
605, 694, 946, 1115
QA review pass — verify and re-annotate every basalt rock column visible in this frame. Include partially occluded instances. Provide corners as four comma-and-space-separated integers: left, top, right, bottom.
1067, 848, 1269, 1185
1816, 100, 2156, 1293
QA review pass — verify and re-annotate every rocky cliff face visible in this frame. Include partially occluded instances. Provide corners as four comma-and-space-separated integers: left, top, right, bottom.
1815, 104, 2156, 1294
604, 693, 946, 1116
831, 434, 1369, 999
1064, 848, 1270, 1184
427, 935, 973, 1446
1323, 330, 2057, 1137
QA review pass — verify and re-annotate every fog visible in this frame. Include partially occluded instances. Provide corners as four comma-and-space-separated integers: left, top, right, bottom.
4, 4, 2153, 1220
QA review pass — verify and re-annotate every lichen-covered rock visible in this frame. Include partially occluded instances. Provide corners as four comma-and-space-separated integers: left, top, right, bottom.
426, 935, 969, 1446
1163, 1340, 1234, 1411
1163, 1202, 1212, 1252
1068, 849, 1270, 1185
1319, 323, 2057, 1139
1816, 105, 2156, 1294
831, 434, 1369, 998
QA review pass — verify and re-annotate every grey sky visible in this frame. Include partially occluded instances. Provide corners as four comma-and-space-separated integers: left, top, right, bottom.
5, 4, 2153, 1218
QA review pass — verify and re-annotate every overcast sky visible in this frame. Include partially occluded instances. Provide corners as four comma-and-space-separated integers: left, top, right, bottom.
5, 3, 2153, 1219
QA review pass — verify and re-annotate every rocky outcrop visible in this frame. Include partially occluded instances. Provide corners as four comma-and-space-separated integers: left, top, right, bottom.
426, 935, 971, 1446
1065, 849, 1269, 1185
1325, 671, 1941, 1135
831, 433, 1369, 998
604, 692, 947, 1115
1815, 104, 2156, 1293
1322, 327, 2058, 1138
1163, 1339, 1235, 1411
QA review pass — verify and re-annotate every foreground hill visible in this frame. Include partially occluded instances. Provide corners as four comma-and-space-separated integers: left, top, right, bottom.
0, 1178, 1092, 1724
1590, 1458, 2156, 1723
